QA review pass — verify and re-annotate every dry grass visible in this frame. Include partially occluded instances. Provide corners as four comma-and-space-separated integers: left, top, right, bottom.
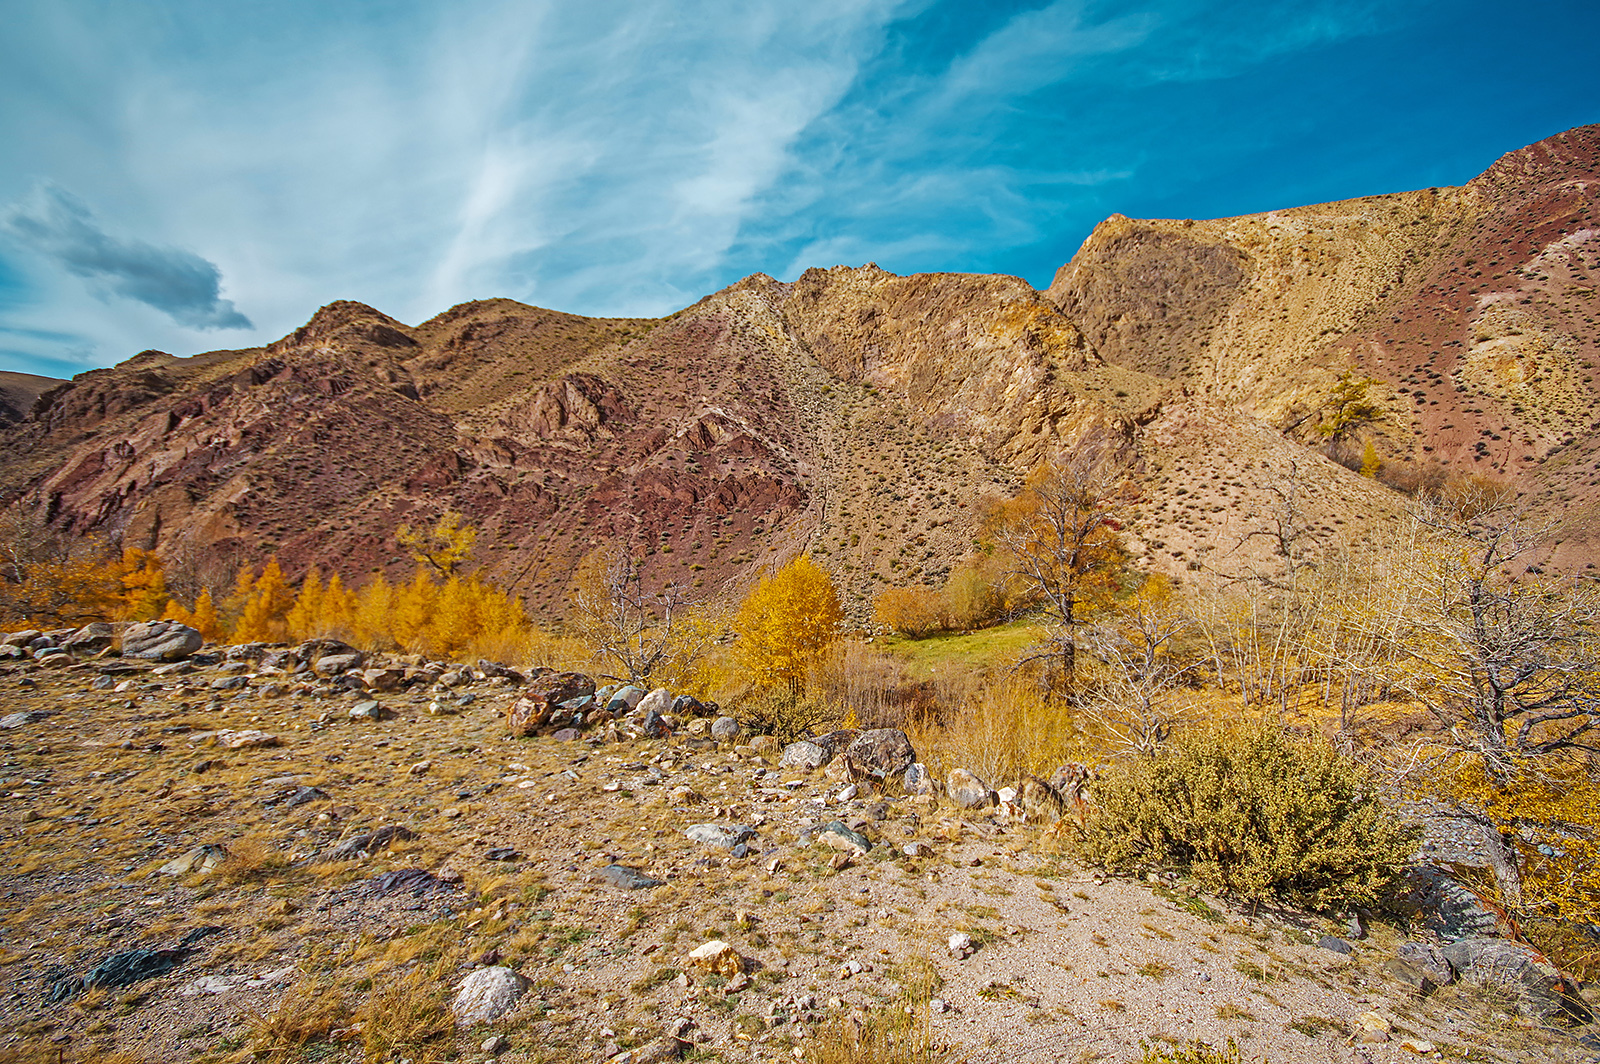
803, 957, 948, 1064
245, 976, 351, 1061
354, 966, 455, 1062
906, 673, 1095, 784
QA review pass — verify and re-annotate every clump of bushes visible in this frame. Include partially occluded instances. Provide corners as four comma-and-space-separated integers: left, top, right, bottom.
1081, 724, 1416, 910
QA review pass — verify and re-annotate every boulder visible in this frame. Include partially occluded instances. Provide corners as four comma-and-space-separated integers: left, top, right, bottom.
946, 768, 996, 810
2, 630, 41, 647
686, 940, 743, 977
710, 716, 742, 741
636, 687, 673, 717
814, 821, 871, 855
636, 707, 669, 739
509, 671, 596, 736
605, 685, 647, 715
121, 621, 203, 662
594, 864, 664, 890
0, 645, 25, 661
63, 622, 117, 657
321, 825, 417, 862
841, 728, 916, 781
452, 966, 531, 1025
1442, 937, 1590, 1021
160, 844, 229, 877
1020, 776, 1068, 823
362, 667, 403, 692
312, 653, 363, 677
215, 729, 279, 749
779, 740, 831, 770
349, 700, 390, 721
671, 694, 708, 718
685, 823, 756, 850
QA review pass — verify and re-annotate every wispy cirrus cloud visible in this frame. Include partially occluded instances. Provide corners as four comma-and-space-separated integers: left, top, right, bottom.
3, 184, 251, 330
0, 0, 1592, 377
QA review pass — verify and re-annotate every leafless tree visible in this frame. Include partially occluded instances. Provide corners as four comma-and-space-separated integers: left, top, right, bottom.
1386, 481, 1600, 785
1081, 580, 1201, 754
568, 548, 711, 687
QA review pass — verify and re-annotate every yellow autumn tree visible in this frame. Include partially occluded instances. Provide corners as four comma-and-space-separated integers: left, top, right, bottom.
233, 557, 295, 642
317, 573, 355, 640
115, 548, 168, 621
285, 567, 323, 641
390, 568, 439, 652
734, 555, 844, 695
350, 573, 394, 649
873, 585, 946, 638
397, 510, 477, 576
161, 586, 227, 642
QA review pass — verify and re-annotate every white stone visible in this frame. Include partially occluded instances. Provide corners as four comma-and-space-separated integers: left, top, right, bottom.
452, 966, 531, 1025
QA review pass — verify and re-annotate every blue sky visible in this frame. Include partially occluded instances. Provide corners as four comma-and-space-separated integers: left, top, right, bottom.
1, 0, 1596, 379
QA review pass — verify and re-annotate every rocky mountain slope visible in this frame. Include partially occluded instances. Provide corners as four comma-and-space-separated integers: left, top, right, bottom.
2, 125, 1597, 611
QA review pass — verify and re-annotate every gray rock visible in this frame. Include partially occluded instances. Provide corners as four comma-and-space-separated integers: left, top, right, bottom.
349, 700, 390, 721
1395, 941, 1455, 987
452, 966, 531, 1025
1317, 935, 1353, 955
1442, 936, 1589, 1021
637, 708, 669, 738
321, 825, 417, 862
312, 652, 363, 677
0, 710, 49, 729
121, 621, 203, 662
710, 716, 743, 741
606, 685, 647, 715
902, 758, 934, 793
0, 645, 25, 660
841, 729, 916, 781
946, 767, 996, 810
1391, 867, 1505, 941
685, 823, 756, 850
2, 630, 41, 647
552, 727, 581, 742
636, 687, 673, 717
814, 821, 871, 855
594, 864, 665, 890
63, 622, 117, 657
780, 740, 832, 770
210, 675, 249, 691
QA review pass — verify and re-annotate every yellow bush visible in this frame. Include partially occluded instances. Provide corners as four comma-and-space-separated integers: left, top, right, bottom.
873, 585, 947, 638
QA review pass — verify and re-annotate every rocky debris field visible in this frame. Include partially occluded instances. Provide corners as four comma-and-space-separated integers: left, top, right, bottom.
0, 624, 1597, 1064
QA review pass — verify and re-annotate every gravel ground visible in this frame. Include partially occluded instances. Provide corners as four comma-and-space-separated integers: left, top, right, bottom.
0, 655, 1595, 1064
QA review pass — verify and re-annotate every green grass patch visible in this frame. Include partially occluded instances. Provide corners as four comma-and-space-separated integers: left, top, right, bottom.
878, 619, 1045, 678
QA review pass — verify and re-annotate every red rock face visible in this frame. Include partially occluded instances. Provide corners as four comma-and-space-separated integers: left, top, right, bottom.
3, 125, 1597, 611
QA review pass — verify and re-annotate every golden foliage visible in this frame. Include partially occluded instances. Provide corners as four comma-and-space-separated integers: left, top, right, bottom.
733, 555, 844, 695
873, 585, 947, 638
1445, 753, 1600, 969
114, 548, 168, 620
396, 509, 477, 576
233, 557, 295, 642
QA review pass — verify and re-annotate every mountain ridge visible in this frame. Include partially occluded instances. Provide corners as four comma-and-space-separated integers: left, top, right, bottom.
3, 124, 1597, 611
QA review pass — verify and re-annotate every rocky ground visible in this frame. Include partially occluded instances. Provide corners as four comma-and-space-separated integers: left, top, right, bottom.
1, 631, 1598, 1064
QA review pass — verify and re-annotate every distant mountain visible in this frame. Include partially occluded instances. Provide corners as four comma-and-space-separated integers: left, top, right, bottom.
0, 371, 61, 427
3, 124, 1596, 612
